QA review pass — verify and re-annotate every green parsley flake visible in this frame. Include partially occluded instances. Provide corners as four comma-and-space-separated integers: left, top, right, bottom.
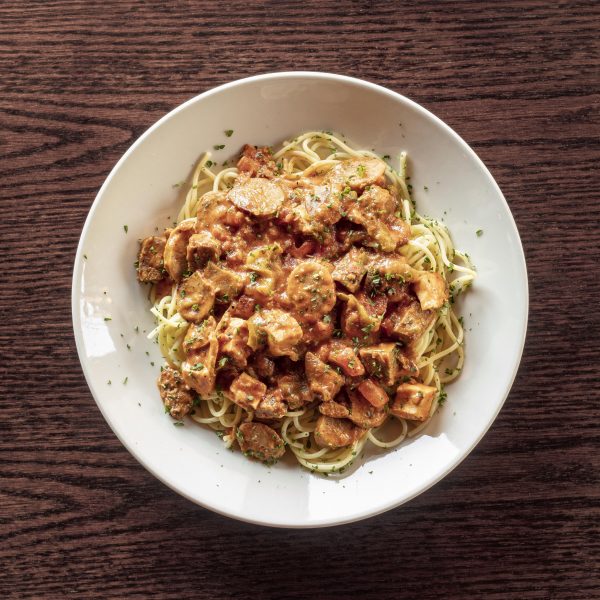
123, 225, 128, 233
224, 129, 234, 137
214, 144, 225, 150
476, 229, 483, 237
104, 317, 112, 321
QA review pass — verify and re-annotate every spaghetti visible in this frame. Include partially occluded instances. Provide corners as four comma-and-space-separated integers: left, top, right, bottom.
140, 132, 476, 474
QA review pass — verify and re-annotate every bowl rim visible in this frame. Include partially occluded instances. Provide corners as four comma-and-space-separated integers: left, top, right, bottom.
71, 71, 529, 528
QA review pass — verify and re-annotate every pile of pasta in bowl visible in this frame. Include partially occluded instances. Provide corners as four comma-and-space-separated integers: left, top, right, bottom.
137, 132, 475, 474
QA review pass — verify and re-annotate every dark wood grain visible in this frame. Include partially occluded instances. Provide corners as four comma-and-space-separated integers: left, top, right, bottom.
1, 1, 599, 598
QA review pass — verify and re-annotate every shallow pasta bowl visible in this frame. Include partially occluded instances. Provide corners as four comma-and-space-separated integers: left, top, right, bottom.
72, 72, 528, 527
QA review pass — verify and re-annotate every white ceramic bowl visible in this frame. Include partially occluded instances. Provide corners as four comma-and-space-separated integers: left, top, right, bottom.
72, 72, 528, 527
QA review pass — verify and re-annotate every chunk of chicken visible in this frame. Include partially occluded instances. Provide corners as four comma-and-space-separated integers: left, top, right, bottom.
314, 416, 359, 449
331, 246, 369, 292
164, 220, 196, 281
413, 271, 448, 310
339, 291, 387, 340
237, 144, 278, 179
347, 390, 387, 428
287, 261, 336, 320
204, 261, 246, 303
245, 243, 283, 300
390, 383, 436, 421
357, 379, 389, 408
318, 400, 350, 418
323, 340, 365, 377
277, 373, 312, 409
329, 158, 387, 190
137, 236, 166, 282
157, 366, 194, 420
294, 180, 343, 228
186, 231, 221, 271
381, 300, 435, 342
359, 342, 399, 386
181, 333, 218, 397
255, 389, 287, 420
229, 372, 266, 410
236, 422, 286, 462
183, 316, 217, 355
305, 352, 344, 402
247, 309, 303, 360
346, 186, 410, 252
228, 177, 285, 217
397, 350, 420, 378
176, 272, 216, 323
218, 316, 251, 368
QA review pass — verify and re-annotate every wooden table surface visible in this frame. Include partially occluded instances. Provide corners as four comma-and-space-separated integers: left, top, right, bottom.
1, 1, 598, 598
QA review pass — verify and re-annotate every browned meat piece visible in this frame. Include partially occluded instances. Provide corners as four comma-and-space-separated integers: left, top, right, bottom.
359, 343, 399, 386
357, 379, 389, 408
218, 317, 251, 368
347, 390, 387, 428
381, 300, 435, 342
255, 389, 287, 420
291, 180, 343, 230
204, 261, 246, 303
247, 309, 303, 360
397, 351, 420, 378
237, 144, 278, 179
181, 334, 218, 397
413, 271, 448, 310
319, 400, 350, 418
176, 272, 216, 323
157, 366, 194, 420
250, 353, 276, 379
390, 383, 436, 421
186, 231, 221, 271
137, 236, 166, 282
277, 373, 312, 409
324, 340, 365, 377
340, 290, 387, 340
236, 422, 286, 462
164, 220, 196, 281
305, 352, 344, 402
287, 261, 336, 321
314, 416, 360, 449
183, 316, 217, 355
331, 246, 369, 292
230, 294, 257, 319
336, 219, 367, 251
229, 372, 266, 410
364, 257, 415, 303
228, 178, 285, 217
346, 186, 410, 251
